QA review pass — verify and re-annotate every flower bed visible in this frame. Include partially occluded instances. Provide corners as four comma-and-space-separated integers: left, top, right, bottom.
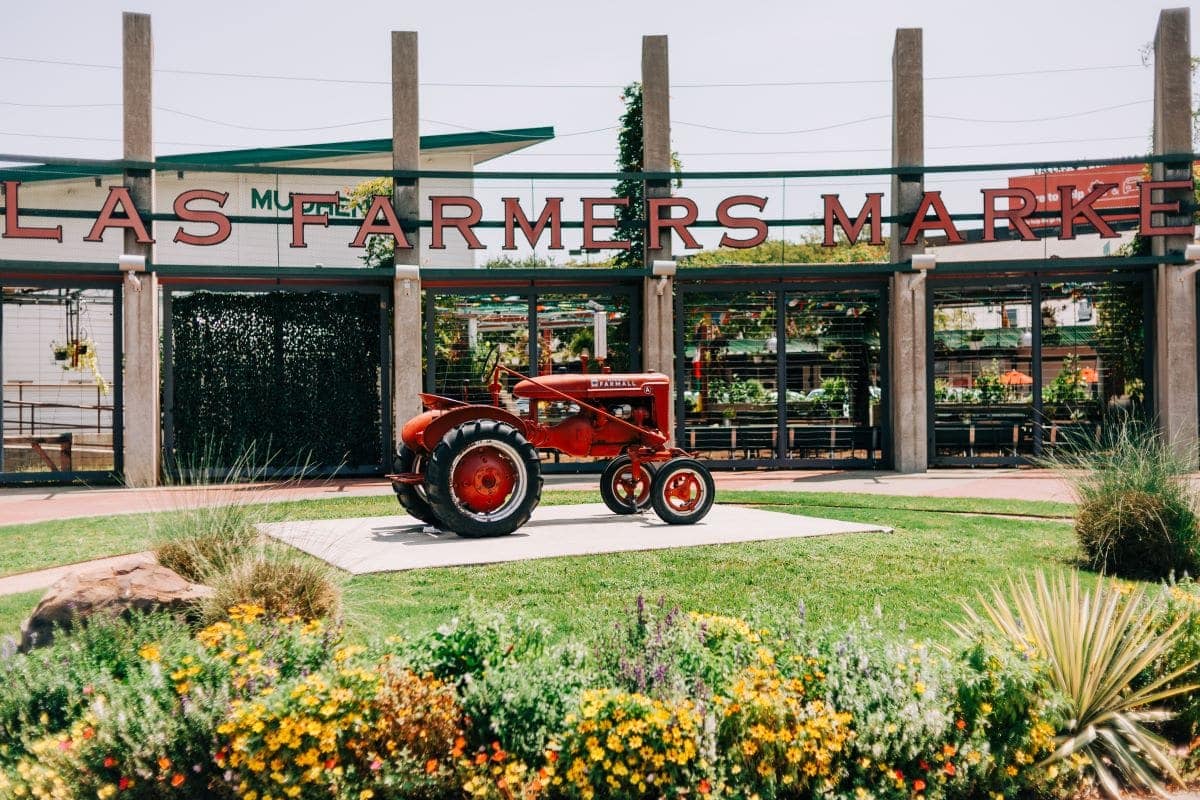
2, 582, 1199, 800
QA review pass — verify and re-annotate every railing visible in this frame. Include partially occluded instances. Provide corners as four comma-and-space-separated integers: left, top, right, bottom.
3, 381, 113, 435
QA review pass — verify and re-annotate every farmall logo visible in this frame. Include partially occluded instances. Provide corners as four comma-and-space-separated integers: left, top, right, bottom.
590, 378, 637, 388
0, 174, 1192, 250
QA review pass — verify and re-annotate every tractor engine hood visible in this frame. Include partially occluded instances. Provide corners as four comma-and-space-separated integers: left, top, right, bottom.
512, 372, 670, 401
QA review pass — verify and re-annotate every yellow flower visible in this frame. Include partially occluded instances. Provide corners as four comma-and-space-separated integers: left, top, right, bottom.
138, 643, 161, 662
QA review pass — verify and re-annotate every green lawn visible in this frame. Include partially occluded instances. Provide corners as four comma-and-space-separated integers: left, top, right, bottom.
0, 489, 1089, 646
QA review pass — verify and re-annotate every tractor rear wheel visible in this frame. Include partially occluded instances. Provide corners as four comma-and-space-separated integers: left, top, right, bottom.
425, 420, 542, 538
392, 444, 440, 527
650, 458, 715, 525
600, 456, 658, 514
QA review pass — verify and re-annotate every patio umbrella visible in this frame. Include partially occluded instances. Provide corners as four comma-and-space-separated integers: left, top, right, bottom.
999, 369, 1033, 386
1079, 367, 1099, 383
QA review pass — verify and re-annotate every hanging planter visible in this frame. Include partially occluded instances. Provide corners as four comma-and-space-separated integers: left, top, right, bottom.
52, 342, 69, 362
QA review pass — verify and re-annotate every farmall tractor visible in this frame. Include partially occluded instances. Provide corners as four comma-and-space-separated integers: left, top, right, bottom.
388, 353, 715, 537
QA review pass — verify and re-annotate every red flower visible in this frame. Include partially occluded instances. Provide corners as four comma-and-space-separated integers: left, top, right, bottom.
919, 760, 929, 771
425, 759, 439, 775
118, 777, 132, 791
699, 779, 712, 795
547, 751, 559, 763
955, 718, 967, 730
82, 727, 95, 740
325, 758, 337, 770
914, 779, 927, 791
944, 763, 956, 776
103, 757, 118, 769
474, 753, 488, 766
171, 774, 185, 788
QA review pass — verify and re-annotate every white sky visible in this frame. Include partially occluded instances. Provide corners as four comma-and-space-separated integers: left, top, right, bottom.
2, 0, 1197, 259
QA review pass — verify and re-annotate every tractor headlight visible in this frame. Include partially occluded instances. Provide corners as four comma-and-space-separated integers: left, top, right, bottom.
613, 404, 632, 418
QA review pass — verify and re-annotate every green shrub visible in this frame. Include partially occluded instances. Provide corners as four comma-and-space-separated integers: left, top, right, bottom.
459, 644, 590, 764
407, 608, 551, 682
1144, 577, 1200, 740
0, 614, 189, 761
596, 596, 762, 700
1052, 418, 1199, 579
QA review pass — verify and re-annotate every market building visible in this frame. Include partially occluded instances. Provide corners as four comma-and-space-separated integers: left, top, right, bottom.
0, 9, 1196, 486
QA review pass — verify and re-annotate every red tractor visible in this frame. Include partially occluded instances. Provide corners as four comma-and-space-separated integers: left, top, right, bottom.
388, 354, 714, 537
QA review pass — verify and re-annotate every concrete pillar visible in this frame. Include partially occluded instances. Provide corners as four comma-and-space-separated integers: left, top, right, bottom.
641, 35, 675, 437
120, 11, 159, 487
887, 28, 928, 473
1151, 8, 1197, 461
391, 31, 422, 443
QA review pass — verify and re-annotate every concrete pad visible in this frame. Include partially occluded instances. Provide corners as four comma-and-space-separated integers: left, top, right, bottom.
257, 503, 890, 575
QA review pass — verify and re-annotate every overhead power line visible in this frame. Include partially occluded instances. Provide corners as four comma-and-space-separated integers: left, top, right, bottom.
0, 53, 1147, 89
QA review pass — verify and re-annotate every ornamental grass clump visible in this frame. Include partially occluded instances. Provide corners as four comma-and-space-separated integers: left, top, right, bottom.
202, 547, 343, 624
1050, 418, 1199, 580
151, 443, 278, 584
955, 571, 1199, 799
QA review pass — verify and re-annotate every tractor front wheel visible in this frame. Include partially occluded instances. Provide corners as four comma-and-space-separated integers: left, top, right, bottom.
650, 458, 715, 525
425, 420, 542, 538
600, 456, 658, 515
392, 444, 440, 527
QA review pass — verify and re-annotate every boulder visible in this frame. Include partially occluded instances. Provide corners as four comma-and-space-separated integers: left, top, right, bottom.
19, 554, 212, 651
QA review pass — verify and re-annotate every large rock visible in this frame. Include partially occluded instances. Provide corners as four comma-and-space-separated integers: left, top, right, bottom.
19, 555, 213, 651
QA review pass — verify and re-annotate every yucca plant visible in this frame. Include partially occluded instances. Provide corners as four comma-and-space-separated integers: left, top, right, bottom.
954, 571, 1199, 799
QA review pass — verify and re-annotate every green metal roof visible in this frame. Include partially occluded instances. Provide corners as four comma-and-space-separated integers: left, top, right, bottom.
0, 126, 555, 183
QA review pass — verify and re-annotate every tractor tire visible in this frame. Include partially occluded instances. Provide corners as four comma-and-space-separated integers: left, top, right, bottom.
392, 444, 440, 527
650, 458, 715, 525
599, 456, 658, 515
425, 420, 542, 538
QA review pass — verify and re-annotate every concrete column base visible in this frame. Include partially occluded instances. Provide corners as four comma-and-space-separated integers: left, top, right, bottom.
642, 275, 675, 440
121, 270, 160, 486
392, 276, 423, 452
888, 272, 928, 473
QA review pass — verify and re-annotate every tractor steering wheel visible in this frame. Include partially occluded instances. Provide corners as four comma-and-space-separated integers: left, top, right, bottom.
479, 344, 502, 386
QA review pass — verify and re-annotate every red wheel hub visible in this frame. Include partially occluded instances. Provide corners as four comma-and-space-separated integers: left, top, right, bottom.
662, 471, 703, 512
452, 445, 517, 513
613, 465, 652, 506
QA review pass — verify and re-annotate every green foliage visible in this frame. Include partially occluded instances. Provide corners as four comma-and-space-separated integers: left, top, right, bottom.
0, 614, 189, 762
819, 375, 849, 408
596, 596, 763, 700
612, 82, 646, 270
170, 291, 383, 471
459, 644, 591, 765
482, 254, 558, 269
407, 609, 551, 683
346, 176, 398, 268
1042, 353, 1089, 407
682, 235, 887, 266
956, 571, 1198, 799
705, 377, 769, 405
611, 82, 682, 270
1146, 578, 1200, 740
973, 360, 1003, 405
1052, 418, 1199, 579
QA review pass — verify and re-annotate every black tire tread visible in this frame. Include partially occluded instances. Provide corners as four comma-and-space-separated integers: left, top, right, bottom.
393, 444, 439, 526
424, 420, 542, 538
600, 456, 658, 515
650, 458, 716, 525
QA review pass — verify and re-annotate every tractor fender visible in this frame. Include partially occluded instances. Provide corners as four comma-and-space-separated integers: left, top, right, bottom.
414, 405, 529, 453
